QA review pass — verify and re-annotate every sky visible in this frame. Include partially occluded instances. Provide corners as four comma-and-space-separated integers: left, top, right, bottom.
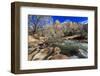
52, 16, 88, 23
28, 15, 88, 26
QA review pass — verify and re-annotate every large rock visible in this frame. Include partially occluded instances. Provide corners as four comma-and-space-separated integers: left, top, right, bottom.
32, 48, 52, 60
28, 47, 40, 60
53, 47, 61, 54
33, 34, 40, 39
28, 35, 39, 43
48, 54, 69, 60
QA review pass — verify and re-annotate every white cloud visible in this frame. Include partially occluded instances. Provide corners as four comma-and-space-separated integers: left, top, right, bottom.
80, 20, 88, 24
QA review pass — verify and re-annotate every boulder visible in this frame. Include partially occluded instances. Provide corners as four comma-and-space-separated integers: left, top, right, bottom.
32, 48, 50, 60
28, 35, 39, 43
53, 47, 61, 55
33, 34, 39, 39
48, 54, 69, 60
28, 47, 40, 60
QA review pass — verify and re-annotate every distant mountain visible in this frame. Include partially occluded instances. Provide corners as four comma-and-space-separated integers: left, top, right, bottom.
61, 20, 80, 29
62, 20, 88, 25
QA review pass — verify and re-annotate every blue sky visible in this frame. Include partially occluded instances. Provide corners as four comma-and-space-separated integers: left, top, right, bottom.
52, 16, 88, 23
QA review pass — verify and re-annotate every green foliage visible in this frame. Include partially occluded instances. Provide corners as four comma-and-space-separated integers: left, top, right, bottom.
80, 30, 87, 39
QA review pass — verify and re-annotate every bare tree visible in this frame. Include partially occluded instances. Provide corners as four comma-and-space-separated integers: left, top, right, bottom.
28, 15, 53, 34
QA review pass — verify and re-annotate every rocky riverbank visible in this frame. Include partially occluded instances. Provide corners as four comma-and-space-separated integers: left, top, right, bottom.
28, 34, 88, 61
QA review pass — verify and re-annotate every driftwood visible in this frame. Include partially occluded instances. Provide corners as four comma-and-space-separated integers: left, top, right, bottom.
63, 35, 81, 40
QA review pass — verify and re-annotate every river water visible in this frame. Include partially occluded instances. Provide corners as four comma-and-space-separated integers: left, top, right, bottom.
55, 40, 88, 59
